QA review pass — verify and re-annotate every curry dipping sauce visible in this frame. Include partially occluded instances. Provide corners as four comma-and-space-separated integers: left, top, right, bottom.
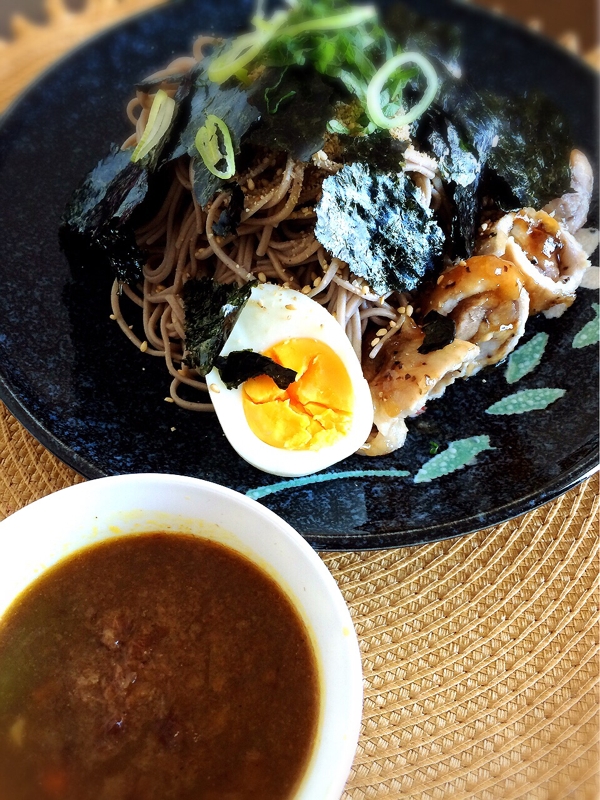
0, 533, 320, 800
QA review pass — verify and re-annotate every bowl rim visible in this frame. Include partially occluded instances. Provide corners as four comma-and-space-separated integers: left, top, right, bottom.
0, 473, 364, 799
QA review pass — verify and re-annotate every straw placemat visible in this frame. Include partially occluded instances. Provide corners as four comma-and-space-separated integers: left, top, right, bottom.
0, 2, 598, 798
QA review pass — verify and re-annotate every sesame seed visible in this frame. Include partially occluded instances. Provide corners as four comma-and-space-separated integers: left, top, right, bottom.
397, 306, 406, 314
437, 275, 444, 285
248, 178, 255, 191
210, 384, 220, 394
285, 304, 296, 311
313, 276, 322, 287
140, 341, 148, 353
378, 296, 385, 306
495, 268, 502, 275
481, 332, 494, 342
376, 328, 387, 337
371, 337, 381, 347
302, 286, 311, 294
128, 325, 134, 330
258, 272, 267, 283
164, 397, 175, 403
406, 305, 414, 317
170, 427, 176, 432
109, 314, 116, 320
389, 321, 397, 328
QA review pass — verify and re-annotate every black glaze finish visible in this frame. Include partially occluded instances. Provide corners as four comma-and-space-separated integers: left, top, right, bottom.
0, 0, 597, 549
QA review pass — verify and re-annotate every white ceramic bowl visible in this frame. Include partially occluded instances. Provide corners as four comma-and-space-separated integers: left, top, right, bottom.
0, 474, 363, 799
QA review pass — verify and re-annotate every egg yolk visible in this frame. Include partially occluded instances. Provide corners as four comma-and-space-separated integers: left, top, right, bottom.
242, 338, 354, 451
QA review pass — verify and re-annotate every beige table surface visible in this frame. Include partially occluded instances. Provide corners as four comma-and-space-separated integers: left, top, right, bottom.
0, 1, 598, 797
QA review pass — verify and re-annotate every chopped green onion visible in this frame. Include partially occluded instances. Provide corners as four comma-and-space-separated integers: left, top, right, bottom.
207, 11, 288, 84
281, 5, 377, 38
195, 115, 236, 180
366, 52, 438, 130
131, 89, 176, 163
208, 5, 378, 85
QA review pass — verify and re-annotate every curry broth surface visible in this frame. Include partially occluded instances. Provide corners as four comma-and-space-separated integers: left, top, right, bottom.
0, 533, 320, 800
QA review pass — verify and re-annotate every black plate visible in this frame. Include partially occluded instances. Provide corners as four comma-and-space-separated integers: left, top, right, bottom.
0, 0, 597, 549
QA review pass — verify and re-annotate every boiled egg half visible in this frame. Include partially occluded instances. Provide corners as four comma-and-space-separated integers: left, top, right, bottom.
207, 283, 374, 477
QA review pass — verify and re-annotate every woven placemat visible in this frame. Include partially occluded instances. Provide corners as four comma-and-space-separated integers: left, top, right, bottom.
1, 3, 598, 798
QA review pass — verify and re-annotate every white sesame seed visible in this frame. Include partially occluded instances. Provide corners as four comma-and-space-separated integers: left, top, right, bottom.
376, 328, 387, 337
170, 427, 176, 432
109, 314, 117, 320
406, 305, 414, 317
164, 397, 175, 403
210, 384, 220, 394
258, 272, 267, 283
371, 337, 381, 347
397, 306, 406, 314
248, 178, 255, 191
140, 341, 148, 353
481, 332, 494, 342
285, 304, 296, 311
389, 320, 397, 328
128, 325, 134, 330
302, 286, 311, 294
313, 277, 322, 287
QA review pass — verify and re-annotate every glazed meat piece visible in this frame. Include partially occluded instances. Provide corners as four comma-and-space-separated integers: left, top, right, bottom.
421, 255, 529, 374
543, 149, 594, 234
477, 209, 591, 317
361, 318, 479, 456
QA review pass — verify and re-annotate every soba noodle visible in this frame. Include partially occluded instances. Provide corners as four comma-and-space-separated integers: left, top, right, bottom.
112, 38, 425, 411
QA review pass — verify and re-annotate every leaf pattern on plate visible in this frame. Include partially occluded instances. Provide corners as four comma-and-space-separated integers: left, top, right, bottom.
572, 303, 600, 349
486, 388, 566, 416
247, 469, 411, 500
414, 436, 493, 484
505, 332, 549, 384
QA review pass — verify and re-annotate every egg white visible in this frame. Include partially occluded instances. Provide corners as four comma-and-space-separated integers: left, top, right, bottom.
207, 283, 374, 478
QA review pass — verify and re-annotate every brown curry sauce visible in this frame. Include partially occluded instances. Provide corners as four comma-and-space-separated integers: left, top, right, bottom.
0, 533, 320, 800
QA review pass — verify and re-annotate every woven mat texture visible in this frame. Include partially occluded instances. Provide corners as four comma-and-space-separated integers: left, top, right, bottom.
0, 2, 598, 798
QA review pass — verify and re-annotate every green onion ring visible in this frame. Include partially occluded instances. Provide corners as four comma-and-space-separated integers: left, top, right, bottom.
195, 114, 236, 180
366, 52, 438, 130
280, 6, 377, 38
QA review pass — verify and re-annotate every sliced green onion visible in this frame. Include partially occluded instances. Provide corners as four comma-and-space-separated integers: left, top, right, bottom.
208, 5, 378, 85
131, 89, 176, 163
195, 115, 236, 180
207, 11, 288, 84
366, 52, 438, 130
280, 6, 377, 38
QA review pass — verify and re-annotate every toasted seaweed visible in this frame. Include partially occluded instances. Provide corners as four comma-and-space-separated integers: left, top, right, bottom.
483, 92, 572, 210
418, 310, 456, 355
339, 131, 407, 173
247, 67, 337, 162
61, 145, 149, 283
182, 278, 255, 376
214, 351, 297, 390
315, 163, 444, 294
212, 183, 245, 237
416, 78, 497, 257
163, 57, 261, 206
